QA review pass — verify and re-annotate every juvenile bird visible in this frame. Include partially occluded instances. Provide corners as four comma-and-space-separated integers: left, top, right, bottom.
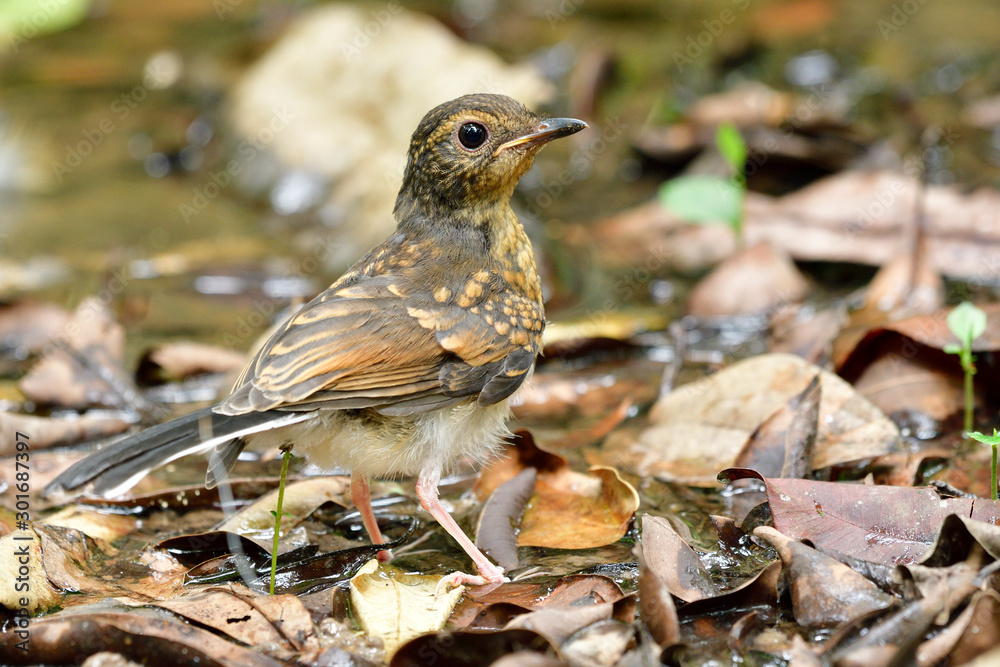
46, 94, 586, 586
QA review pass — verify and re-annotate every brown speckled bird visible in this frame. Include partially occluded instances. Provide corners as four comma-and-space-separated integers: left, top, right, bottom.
46, 94, 586, 585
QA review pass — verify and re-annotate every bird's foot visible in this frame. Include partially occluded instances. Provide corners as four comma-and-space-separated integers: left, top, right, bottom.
376, 548, 394, 563
436, 564, 508, 593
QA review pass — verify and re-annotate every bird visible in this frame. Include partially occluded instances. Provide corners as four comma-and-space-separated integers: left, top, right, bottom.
45, 93, 587, 586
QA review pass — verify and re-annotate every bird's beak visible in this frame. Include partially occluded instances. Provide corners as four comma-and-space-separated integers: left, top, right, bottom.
494, 117, 588, 155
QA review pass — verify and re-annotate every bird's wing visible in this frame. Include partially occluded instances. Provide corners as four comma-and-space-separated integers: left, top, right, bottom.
219, 272, 543, 415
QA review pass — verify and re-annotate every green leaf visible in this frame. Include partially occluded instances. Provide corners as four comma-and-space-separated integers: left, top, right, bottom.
947, 301, 987, 345
715, 123, 747, 177
0, 0, 90, 42
968, 429, 1000, 446
943, 343, 961, 355
659, 175, 744, 228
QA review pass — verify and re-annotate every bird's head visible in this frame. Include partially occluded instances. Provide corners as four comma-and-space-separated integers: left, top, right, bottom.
395, 94, 587, 221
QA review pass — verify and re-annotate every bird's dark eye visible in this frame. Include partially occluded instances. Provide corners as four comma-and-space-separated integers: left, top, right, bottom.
457, 122, 488, 150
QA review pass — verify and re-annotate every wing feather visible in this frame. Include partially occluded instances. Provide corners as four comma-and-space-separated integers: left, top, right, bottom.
218, 267, 543, 416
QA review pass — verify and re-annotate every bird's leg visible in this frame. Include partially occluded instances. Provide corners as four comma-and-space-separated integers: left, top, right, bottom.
415, 468, 507, 587
351, 474, 392, 562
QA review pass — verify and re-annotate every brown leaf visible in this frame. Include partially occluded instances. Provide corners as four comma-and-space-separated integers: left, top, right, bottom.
0, 529, 62, 613
917, 591, 1000, 666
43, 506, 136, 543
676, 560, 781, 618
734, 373, 820, 479
559, 618, 636, 666
0, 410, 131, 453
768, 303, 846, 366
592, 170, 1000, 282
512, 357, 661, 423
137, 341, 247, 382
586, 199, 736, 274
743, 170, 1000, 281
477, 432, 638, 550
154, 585, 319, 659
391, 629, 552, 667
754, 526, 897, 627
722, 472, 1000, 564
603, 354, 900, 485
639, 515, 715, 603
19, 297, 127, 409
831, 254, 944, 370
451, 574, 626, 630
834, 303, 1000, 423
0, 611, 284, 666
0, 300, 69, 359
506, 601, 615, 646
686, 242, 811, 317
636, 533, 680, 648
476, 467, 536, 571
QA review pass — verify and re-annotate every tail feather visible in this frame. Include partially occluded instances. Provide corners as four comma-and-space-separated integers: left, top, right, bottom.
44, 407, 313, 498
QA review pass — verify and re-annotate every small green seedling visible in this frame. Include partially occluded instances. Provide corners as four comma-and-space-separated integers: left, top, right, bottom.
968, 428, 1000, 501
659, 122, 748, 247
269, 448, 294, 595
944, 301, 987, 437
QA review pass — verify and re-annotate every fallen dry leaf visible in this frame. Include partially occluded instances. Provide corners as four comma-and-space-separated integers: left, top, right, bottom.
43, 506, 136, 543
559, 618, 636, 666
686, 242, 811, 317
636, 537, 680, 648
506, 601, 616, 647
640, 515, 715, 603
916, 591, 1000, 666
392, 629, 552, 667
18, 297, 127, 409
451, 574, 627, 630
136, 341, 247, 383
0, 529, 62, 613
477, 432, 639, 550
590, 170, 1000, 281
0, 410, 132, 453
675, 560, 781, 619
600, 354, 900, 485
0, 300, 70, 362
754, 526, 896, 627
835, 303, 1000, 422
743, 170, 1000, 281
722, 472, 1000, 564
351, 559, 465, 656
0, 610, 284, 666
217, 476, 350, 541
154, 585, 320, 659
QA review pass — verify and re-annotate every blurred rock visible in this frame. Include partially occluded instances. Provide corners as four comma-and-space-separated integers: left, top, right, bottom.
229, 3, 553, 266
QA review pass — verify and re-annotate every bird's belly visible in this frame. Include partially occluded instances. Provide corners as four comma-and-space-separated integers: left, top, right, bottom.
246, 399, 511, 479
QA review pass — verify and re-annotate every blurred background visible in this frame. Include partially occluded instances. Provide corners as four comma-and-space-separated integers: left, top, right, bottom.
2, 0, 1000, 363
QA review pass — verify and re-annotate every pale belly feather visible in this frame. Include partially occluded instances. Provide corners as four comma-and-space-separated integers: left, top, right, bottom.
244, 398, 512, 479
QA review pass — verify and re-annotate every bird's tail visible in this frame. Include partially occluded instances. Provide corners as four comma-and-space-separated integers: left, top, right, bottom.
44, 407, 313, 499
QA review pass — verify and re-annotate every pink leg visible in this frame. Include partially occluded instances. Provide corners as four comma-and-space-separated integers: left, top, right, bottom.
351, 474, 392, 562
415, 469, 507, 586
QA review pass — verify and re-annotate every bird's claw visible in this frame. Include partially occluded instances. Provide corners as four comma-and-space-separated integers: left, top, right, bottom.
436, 567, 508, 594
